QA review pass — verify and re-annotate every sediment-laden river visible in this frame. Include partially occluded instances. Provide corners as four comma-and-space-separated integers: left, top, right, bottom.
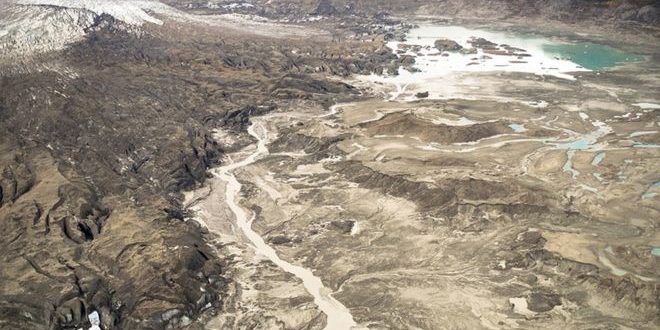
213, 119, 358, 330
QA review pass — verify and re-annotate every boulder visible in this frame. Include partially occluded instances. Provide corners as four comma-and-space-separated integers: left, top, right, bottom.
434, 38, 462, 52
331, 220, 355, 234
270, 235, 292, 245
468, 37, 498, 49
313, 0, 337, 16
398, 54, 416, 65
636, 5, 659, 24
526, 292, 562, 312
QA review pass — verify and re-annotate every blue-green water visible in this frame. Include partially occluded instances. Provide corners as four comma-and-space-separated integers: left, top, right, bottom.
591, 152, 605, 166
643, 192, 658, 199
642, 182, 660, 200
555, 139, 591, 150
652, 247, 660, 257
634, 144, 660, 148
509, 124, 527, 133
543, 42, 645, 70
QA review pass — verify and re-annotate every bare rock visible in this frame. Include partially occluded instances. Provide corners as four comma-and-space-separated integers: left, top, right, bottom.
434, 38, 463, 52
526, 292, 562, 313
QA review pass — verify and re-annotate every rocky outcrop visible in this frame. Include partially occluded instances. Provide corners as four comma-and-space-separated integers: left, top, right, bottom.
270, 130, 351, 159
635, 4, 659, 23
360, 112, 513, 144
0, 140, 227, 329
270, 74, 358, 98
313, 0, 339, 16
434, 38, 462, 52
0, 154, 34, 207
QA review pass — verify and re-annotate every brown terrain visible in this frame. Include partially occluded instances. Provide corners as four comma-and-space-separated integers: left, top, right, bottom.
0, 0, 659, 329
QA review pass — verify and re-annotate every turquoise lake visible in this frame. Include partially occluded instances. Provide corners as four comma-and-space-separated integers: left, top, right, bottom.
652, 247, 660, 257
543, 42, 645, 70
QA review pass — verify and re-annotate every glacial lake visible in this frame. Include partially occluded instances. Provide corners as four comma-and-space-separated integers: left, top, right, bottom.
543, 42, 645, 70
364, 24, 647, 101
388, 25, 645, 79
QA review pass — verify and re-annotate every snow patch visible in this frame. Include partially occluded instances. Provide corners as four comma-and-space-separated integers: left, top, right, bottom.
633, 102, 660, 110
509, 297, 536, 317
87, 311, 101, 330
16, 0, 167, 25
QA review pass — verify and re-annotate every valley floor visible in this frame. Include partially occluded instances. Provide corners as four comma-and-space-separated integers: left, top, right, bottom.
189, 23, 660, 329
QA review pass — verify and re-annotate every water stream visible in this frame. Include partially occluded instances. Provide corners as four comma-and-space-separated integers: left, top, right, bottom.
214, 120, 358, 330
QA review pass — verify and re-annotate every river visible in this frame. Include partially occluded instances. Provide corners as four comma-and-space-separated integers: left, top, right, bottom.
213, 119, 358, 330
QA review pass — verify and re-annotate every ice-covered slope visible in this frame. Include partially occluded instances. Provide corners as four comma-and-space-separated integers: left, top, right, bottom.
0, 0, 174, 59
1, 0, 318, 60
16, 0, 168, 25
0, 4, 96, 59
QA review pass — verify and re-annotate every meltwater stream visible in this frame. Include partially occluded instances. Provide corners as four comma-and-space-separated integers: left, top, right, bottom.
214, 120, 358, 330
